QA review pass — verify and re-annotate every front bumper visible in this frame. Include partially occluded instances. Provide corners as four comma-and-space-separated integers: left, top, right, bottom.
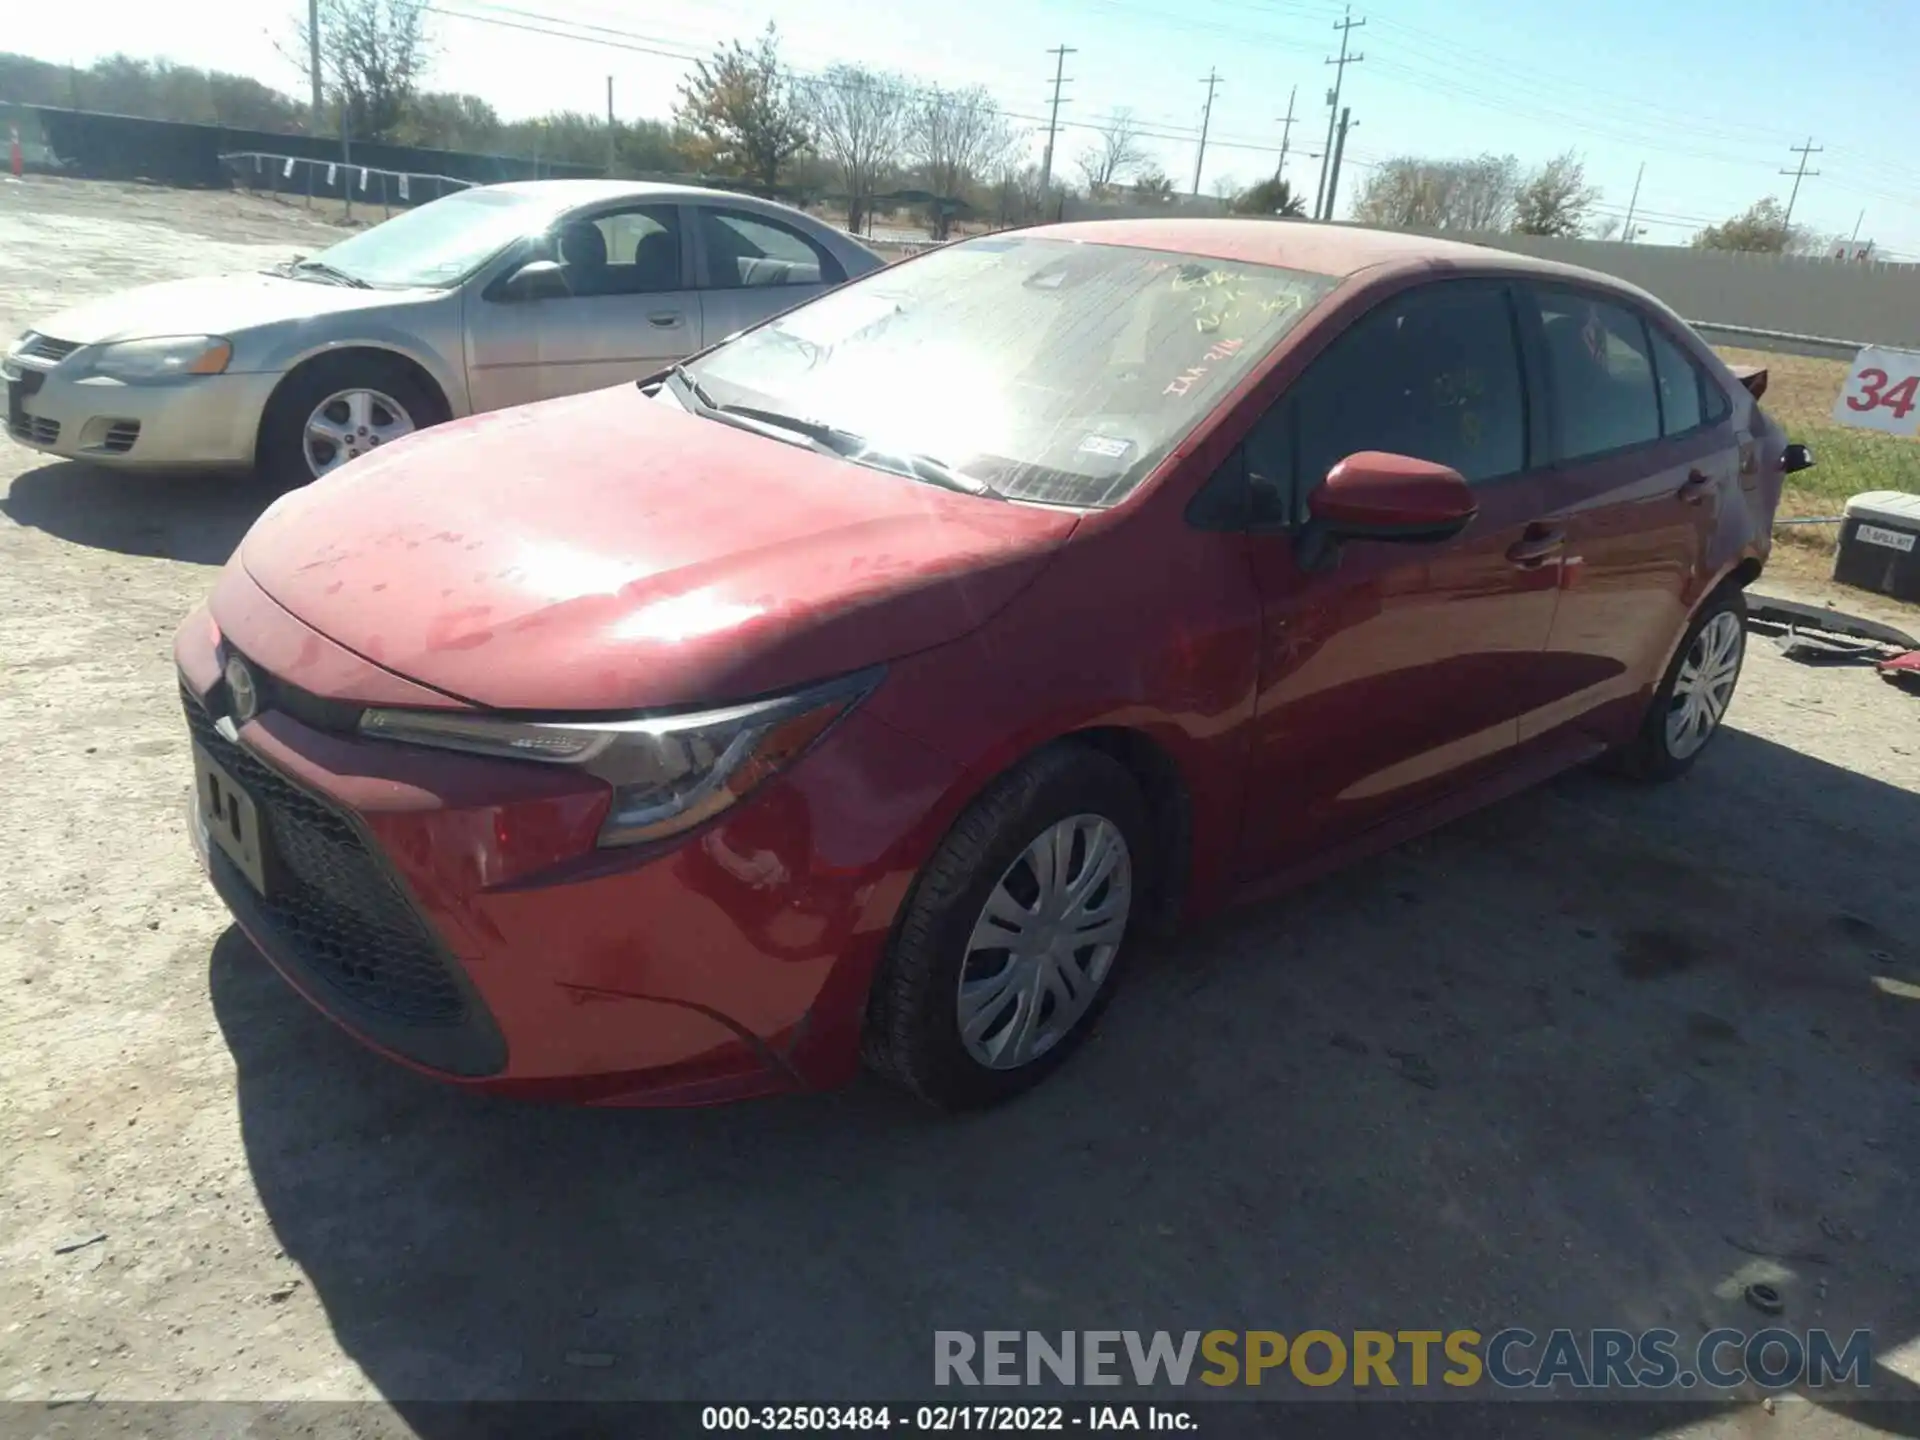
4, 355, 276, 468
175, 584, 964, 1105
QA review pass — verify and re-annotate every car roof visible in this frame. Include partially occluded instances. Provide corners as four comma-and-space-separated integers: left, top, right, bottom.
483, 178, 732, 203
1020, 217, 1657, 299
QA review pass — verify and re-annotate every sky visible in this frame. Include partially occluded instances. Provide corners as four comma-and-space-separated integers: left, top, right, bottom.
8, 0, 1920, 256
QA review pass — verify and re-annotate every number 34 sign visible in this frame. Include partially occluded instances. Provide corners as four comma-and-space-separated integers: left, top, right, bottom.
1833, 346, 1920, 436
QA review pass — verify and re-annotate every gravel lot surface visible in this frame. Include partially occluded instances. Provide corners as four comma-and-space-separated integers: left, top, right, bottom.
2, 178, 1918, 1437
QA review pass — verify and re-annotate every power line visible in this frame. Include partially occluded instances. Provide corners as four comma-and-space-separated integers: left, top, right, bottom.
423, 0, 1909, 239
1038, 45, 1076, 193
1192, 68, 1222, 197
1314, 5, 1363, 220
427, 1, 1280, 153
1781, 136, 1822, 230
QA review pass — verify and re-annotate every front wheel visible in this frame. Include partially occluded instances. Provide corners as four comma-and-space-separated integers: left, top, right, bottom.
1609, 587, 1747, 781
863, 745, 1151, 1110
256, 355, 442, 488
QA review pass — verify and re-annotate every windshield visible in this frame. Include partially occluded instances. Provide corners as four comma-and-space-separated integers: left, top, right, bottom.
300, 188, 556, 288
688, 235, 1336, 508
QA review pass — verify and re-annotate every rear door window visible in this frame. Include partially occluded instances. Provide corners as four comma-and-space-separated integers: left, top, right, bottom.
1646, 323, 1707, 436
699, 209, 844, 290
1533, 290, 1662, 460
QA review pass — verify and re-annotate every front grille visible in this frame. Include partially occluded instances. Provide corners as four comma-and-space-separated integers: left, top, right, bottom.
102, 420, 140, 453
9, 415, 59, 446
19, 333, 80, 364
184, 689, 468, 1026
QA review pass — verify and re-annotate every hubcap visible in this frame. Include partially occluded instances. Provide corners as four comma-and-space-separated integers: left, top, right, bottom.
304, 388, 414, 477
1666, 610, 1744, 759
957, 814, 1132, 1071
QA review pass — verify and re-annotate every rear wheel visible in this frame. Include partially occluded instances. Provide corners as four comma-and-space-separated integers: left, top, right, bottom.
1609, 587, 1747, 781
863, 745, 1151, 1110
257, 354, 444, 488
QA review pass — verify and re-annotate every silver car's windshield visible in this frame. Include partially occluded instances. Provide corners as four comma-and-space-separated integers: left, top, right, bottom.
301, 189, 556, 289
688, 235, 1337, 509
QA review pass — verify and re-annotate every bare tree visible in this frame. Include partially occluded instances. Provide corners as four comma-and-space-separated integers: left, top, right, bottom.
809, 65, 909, 236
992, 160, 1062, 227
1351, 154, 1519, 231
294, 0, 432, 143
907, 84, 1018, 238
1075, 108, 1148, 196
1589, 215, 1622, 241
675, 23, 811, 190
1511, 150, 1601, 237
1210, 173, 1241, 203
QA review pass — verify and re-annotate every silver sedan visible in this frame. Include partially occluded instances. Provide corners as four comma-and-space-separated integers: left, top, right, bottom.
1, 180, 884, 484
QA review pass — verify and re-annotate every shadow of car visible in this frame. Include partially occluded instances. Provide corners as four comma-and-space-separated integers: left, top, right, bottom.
210, 728, 1920, 1421
1, 459, 268, 565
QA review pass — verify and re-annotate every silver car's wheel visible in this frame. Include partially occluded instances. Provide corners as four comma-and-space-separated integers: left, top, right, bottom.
1665, 609, 1744, 759
304, 388, 415, 477
957, 814, 1132, 1070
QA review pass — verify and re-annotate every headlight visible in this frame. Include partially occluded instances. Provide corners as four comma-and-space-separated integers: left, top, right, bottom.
358, 668, 882, 847
88, 336, 232, 381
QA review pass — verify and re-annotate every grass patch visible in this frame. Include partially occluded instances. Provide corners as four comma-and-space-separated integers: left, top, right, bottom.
1714, 347, 1920, 559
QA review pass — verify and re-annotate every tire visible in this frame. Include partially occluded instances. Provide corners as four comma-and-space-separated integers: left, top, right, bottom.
1607, 586, 1747, 782
255, 353, 445, 489
863, 744, 1153, 1111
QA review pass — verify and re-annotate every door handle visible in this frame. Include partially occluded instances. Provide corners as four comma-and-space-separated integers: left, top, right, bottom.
648, 311, 682, 328
1506, 526, 1566, 568
1678, 470, 1713, 505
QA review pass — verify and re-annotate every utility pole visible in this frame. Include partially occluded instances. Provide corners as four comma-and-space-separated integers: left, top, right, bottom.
1323, 107, 1355, 219
340, 100, 352, 223
307, 0, 324, 135
605, 75, 617, 173
1039, 45, 1076, 194
1272, 84, 1298, 185
1314, 5, 1364, 220
1780, 136, 1822, 230
1621, 161, 1644, 243
1193, 68, 1222, 198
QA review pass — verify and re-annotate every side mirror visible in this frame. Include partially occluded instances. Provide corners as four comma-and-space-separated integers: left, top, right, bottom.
1782, 442, 1814, 474
1297, 451, 1478, 571
499, 259, 569, 302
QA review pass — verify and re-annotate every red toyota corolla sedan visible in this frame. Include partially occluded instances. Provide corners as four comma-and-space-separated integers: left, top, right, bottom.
177, 220, 1802, 1109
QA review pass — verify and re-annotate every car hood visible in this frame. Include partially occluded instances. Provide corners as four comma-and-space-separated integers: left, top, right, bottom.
27, 272, 436, 347
239, 387, 1081, 711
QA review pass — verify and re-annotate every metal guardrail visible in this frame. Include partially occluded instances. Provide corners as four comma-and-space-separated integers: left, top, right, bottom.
1686, 320, 1867, 362
219, 151, 475, 221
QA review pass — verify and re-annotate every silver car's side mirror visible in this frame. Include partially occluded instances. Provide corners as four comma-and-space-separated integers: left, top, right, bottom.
502, 259, 569, 302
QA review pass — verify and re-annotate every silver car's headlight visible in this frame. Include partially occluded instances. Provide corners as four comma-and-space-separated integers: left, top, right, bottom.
88, 336, 232, 381
358, 668, 882, 847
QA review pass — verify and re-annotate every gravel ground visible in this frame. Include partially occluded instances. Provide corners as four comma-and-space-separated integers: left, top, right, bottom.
2, 179, 1919, 1435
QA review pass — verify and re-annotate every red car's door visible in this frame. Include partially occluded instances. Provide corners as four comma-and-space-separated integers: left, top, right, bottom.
1230, 279, 1564, 880
1514, 287, 1734, 749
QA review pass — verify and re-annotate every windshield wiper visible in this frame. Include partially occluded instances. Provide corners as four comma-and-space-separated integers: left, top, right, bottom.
888, 451, 998, 497
662, 368, 997, 498
720, 409, 995, 497
290, 259, 370, 289
666, 362, 718, 412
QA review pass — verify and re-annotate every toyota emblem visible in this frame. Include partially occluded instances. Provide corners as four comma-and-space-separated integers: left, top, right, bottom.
224, 655, 259, 724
